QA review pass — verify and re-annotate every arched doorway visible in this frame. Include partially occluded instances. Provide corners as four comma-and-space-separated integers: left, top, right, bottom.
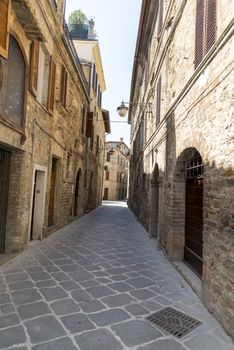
74, 169, 81, 217
173, 148, 204, 277
184, 151, 204, 276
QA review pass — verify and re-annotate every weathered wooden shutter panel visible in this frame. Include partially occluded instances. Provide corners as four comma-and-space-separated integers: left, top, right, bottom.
194, 0, 205, 68
47, 57, 56, 113
86, 111, 93, 138
157, 0, 164, 38
30, 41, 40, 95
0, 0, 10, 58
156, 76, 161, 127
205, 0, 217, 53
60, 65, 67, 106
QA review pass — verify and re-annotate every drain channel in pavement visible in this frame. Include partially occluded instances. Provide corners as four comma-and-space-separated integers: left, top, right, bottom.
147, 306, 202, 339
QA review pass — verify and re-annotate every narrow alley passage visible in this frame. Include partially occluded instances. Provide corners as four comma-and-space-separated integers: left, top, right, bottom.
0, 202, 233, 350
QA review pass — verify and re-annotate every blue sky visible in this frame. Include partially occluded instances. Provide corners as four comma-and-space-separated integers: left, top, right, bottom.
65, 0, 142, 146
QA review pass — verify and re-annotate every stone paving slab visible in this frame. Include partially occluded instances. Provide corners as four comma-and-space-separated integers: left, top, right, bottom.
0, 201, 233, 349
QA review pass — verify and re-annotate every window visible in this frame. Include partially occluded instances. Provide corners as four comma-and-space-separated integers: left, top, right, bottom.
105, 170, 110, 180
0, 35, 25, 127
106, 152, 111, 162
156, 76, 161, 127
60, 65, 67, 106
86, 111, 93, 138
81, 106, 86, 134
96, 135, 99, 155
30, 42, 56, 111
104, 166, 108, 171
38, 44, 50, 107
0, 0, 10, 59
194, 0, 217, 68
98, 86, 102, 107
92, 63, 96, 90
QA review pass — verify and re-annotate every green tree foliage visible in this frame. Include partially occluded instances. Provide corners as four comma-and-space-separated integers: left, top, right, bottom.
68, 10, 88, 29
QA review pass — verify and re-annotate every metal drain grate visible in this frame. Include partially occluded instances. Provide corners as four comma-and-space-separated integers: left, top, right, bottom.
147, 306, 202, 339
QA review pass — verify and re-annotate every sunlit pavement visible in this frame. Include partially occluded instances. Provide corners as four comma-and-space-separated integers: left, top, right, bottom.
0, 202, 233, 349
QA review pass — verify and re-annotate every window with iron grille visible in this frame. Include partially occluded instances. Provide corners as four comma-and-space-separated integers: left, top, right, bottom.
194, 0, 217, 68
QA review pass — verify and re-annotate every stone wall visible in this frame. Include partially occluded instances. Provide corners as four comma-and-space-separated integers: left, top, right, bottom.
128, 0, 234, 339
0, 0, 105, 254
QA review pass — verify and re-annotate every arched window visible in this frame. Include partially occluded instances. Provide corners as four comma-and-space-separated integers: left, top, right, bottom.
0, 35, 25, 127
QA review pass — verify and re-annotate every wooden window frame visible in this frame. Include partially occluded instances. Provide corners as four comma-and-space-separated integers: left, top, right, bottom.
60, 65, 67, 107
0, 0, 11, 59
47, 56, 56, 114
29, 41, 40, 96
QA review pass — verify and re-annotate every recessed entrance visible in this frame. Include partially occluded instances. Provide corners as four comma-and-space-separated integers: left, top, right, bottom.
184, 152, 204, 277
103, 187, 109, 200
48, 157, 58, 226
0, 149, 11, 253
74, 169, 81, 217
30, 169, 46, 240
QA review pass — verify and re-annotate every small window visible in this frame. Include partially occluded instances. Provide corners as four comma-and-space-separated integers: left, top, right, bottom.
60, 65, 67, 107
96, 135, 99, 155
106, 152, 111, 162
105, 170, 110, 180
81, 106, 86, 134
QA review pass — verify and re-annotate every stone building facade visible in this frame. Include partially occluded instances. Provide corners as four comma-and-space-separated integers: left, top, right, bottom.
128, 0, 234, 338
0, 0, 109, 255
103, 140, 129, 201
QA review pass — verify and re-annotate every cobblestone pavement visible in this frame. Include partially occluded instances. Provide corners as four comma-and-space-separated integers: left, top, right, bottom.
0, 202, 233, 350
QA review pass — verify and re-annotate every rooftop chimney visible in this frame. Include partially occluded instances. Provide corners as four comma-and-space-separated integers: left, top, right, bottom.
120, 138, 124, 142
88, 19, 95, 39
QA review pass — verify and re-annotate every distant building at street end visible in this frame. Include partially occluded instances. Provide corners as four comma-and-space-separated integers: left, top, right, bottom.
103, 139, 129, 201
128, 0, 234, 339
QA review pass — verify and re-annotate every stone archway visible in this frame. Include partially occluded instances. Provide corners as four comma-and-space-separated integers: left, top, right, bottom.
172, 148, 204, 277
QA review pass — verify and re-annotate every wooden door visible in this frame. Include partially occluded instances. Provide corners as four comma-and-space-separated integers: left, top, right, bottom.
184, 177, 203, 276
74, 171, 80, 217
103, 188, 108, 200
48, 159, 57, 226
0, 149, 11, 253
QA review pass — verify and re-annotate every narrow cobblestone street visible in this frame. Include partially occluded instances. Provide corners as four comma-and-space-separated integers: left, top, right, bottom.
0, 202, 233, 350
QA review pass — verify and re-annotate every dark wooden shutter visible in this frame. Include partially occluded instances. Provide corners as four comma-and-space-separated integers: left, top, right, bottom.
86, 111, 93, 138
205, 0, 217, 53
60, 65, 67, 106
30, 41, 40, 95
106, 171, 109, 180
0, 0, 10, 59
92, 63, 96, 89
194, 0, 205, 68
47, 57, 56, 113
156, 76, 161, 127
157, 0, 164, 38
